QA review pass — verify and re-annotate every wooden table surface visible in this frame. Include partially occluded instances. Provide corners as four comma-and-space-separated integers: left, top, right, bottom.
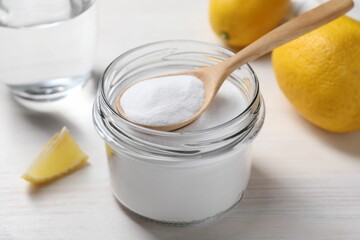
1, 0, 359, 239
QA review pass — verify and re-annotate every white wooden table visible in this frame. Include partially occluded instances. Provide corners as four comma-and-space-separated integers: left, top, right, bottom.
1, 0, 360, 239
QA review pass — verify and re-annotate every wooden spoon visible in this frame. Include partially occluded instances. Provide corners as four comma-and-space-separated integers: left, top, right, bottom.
117, 0, 353, 131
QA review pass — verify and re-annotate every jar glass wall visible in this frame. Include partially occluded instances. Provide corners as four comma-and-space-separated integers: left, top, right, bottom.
93, 40, 265, 224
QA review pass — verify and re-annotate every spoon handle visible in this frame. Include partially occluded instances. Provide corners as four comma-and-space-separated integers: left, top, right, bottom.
218, 0, 354, 77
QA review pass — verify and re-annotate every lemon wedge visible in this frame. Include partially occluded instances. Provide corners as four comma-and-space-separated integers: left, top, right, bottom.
22, 127, 89, 184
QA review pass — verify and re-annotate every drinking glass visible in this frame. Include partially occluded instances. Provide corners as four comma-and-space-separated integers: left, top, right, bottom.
0, 0, 97, 104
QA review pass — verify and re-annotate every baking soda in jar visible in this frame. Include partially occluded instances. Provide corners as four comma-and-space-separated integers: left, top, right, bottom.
93, 40, 266, 224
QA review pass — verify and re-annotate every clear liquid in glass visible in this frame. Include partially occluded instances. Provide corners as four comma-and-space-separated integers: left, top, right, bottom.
0, 0, 97, 103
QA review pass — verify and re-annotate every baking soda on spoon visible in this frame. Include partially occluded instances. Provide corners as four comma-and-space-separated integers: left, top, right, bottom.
119, 75, 205, 127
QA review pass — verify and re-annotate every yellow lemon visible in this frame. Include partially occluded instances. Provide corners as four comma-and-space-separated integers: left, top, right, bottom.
272, 16, 360, 133
209, 0, 290, 48
22, 127, 89, 184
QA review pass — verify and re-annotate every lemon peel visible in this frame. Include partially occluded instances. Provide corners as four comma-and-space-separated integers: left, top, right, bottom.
210, 0, 290, 48
273, 16, 360, 132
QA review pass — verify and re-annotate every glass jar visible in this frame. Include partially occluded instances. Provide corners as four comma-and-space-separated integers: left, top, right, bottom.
93, 40, 265, 224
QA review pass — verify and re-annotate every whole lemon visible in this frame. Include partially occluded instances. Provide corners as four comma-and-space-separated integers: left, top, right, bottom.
272, 16, 360, 133
209, 0, 290, 48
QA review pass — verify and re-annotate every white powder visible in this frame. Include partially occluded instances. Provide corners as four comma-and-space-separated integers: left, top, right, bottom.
108, 80, 253, 223
120, 75, 205, 126
109, 143, 252, 223
180, 80, 247, 131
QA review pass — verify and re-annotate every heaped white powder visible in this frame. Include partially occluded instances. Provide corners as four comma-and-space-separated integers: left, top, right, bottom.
109, 79, 253, 223
180, 80, 247, 132
120, 75, 205, 126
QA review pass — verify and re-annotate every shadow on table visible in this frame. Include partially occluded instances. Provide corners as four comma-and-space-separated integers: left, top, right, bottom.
114, 163, 294, 240
17, 110, 81, 134
87, 69, 103, 96
296, 115, 360, 159
7, 69, 103, 138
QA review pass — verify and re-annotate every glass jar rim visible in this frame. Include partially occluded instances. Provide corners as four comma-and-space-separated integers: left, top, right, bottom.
99, 39, 260, 137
